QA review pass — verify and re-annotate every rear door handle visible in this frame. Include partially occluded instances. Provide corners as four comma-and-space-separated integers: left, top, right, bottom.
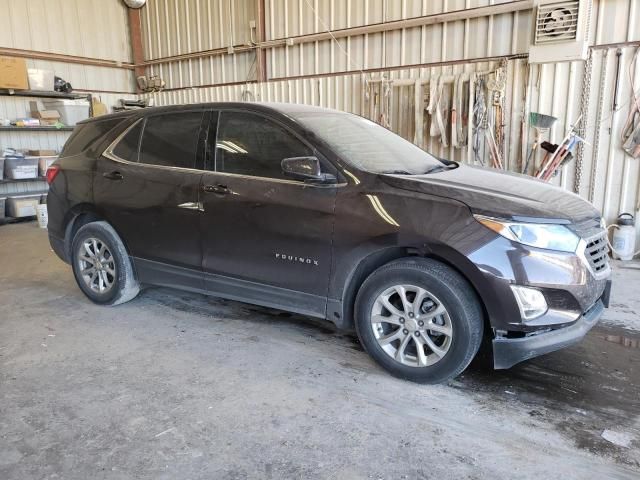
103, 171, 123, 180
203, 184, 230, 195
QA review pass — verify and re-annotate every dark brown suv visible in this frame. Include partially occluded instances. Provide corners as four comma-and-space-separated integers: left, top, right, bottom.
46, 102, 612, 383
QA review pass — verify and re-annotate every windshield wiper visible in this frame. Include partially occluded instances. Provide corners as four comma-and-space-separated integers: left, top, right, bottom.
423, 163, 457, 174
381, 170, 413, 175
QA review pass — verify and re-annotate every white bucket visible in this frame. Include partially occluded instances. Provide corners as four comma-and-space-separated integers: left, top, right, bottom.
36, 204, 48, 229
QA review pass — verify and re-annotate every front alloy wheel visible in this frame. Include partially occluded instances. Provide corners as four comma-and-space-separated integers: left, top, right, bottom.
371, 285, 453, 367
355, 258, 484, 384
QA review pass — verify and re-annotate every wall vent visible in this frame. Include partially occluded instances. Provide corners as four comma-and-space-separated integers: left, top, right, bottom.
530, 0, 591, 63
535, 1, 580, 45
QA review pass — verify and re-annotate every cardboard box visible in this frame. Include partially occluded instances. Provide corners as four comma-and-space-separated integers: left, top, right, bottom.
36, 110, 60, 126
0, 56, 28, 90
29, 101, 60, 126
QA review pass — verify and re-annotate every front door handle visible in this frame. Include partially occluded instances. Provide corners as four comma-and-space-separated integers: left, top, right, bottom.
103, 171, 123, 180
203, 184, 230, 195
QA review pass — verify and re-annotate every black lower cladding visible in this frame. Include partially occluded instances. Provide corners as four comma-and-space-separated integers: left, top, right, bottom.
492, 300, 605, 370
601, 279, 612, 308
48, 233, 67, 262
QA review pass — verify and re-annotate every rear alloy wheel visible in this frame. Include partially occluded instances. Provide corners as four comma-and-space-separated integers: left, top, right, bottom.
71, 221, 140, 306
355, 258, 483, 384
77, 237, 117, 294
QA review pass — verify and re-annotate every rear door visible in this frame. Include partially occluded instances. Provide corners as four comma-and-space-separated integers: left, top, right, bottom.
95, 110, 207, 289
198, 109, 338, 316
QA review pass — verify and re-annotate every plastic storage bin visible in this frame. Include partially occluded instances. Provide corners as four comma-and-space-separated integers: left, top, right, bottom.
6, 194, 41, 218
27, 68, 55, 91
0, 197, 6, 219
0, 157, 4, 180
4, 156, 39, 179
42, 99, 90, 126
38, 156, 57, 176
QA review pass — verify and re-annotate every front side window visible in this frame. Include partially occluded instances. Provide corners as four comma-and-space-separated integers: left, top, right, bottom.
139, 112, 203, 169
215, 111, 312, 180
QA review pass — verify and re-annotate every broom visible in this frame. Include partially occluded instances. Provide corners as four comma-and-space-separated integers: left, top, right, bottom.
522, 112, 557, 175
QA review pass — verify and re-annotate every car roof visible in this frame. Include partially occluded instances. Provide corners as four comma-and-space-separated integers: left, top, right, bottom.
77, 102, 345, 125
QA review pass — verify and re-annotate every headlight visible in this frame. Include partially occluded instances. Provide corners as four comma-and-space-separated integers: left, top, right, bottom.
475, 215, 580, 253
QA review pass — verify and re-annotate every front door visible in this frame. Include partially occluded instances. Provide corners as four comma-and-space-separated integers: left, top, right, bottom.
95, 110, 207, 290
199, 110, 338, 317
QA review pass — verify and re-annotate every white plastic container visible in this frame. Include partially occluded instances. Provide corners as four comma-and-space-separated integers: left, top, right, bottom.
38, 156, 58, 176
6, 194, 41, 218
42, 99, 90, 126
36, 204, 48, 228
27, 68, 55, 91
612, 214, 636, 261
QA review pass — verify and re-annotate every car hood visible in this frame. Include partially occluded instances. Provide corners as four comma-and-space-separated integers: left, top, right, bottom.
381, 164, 600, 223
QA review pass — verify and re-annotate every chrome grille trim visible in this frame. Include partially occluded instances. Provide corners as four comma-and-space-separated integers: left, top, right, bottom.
577, 229, 610, 279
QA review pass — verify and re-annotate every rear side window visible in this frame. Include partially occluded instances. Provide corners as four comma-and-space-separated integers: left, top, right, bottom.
139, 112, 203, 169
112, 121, 143, 162
61, 118, 121, 157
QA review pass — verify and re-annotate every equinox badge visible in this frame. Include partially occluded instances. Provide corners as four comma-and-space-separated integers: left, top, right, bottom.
275, 253, 319, 266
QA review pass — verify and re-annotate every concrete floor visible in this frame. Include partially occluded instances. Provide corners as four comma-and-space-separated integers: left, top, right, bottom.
0, 222, 639, 480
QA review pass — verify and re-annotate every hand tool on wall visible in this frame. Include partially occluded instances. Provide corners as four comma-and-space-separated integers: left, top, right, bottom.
536, 115, 584, 181
522, 112, 557, 175
622, 47, 640, 158
472, 76, 488, 165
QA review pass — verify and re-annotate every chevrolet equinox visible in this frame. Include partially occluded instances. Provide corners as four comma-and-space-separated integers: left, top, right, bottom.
47, 103, 612, 384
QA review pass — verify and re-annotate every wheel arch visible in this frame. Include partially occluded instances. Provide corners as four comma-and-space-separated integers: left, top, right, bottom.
335, 244, 492, 336
62, 206, 131, 263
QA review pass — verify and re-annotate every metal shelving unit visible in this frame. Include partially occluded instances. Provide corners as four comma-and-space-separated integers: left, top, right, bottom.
0, 176, 47, 184
0, 126, 75, 132
0, 88, 88, 100
0, 90, 82, 224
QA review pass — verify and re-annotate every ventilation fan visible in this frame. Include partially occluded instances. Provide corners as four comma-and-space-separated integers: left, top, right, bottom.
536, 2, 579, 43
530, 0, 591, 63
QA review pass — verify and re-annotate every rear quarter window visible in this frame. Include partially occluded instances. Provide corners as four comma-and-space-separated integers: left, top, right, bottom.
60, 118, 123, 157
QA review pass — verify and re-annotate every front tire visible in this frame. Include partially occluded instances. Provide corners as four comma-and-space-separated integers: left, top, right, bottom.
71, 221, 140, 306
355, 258, 483, 384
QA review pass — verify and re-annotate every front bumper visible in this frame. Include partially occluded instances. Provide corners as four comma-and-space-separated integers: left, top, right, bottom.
492, 289, 608, 369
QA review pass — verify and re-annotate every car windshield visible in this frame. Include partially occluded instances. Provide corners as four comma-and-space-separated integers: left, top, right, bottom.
293, 112, 445, 174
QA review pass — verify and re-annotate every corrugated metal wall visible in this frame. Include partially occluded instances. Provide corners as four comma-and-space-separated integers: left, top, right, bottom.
139, 0, 640, 238
0, 0, 133, 90
141, 0, 257, 87
0, 0, 136, 155
3, 0, 639, 237
264, 0, 533, 78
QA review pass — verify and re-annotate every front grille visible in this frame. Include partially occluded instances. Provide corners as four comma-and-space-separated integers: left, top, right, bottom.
584, 231, 609, 275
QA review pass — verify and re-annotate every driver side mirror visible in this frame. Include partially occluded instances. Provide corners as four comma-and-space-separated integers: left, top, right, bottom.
281, 156, 336, 184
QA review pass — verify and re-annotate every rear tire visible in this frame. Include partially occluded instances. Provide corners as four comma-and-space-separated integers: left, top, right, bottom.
71, 221, 140, 306
354, 258, 483, 384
